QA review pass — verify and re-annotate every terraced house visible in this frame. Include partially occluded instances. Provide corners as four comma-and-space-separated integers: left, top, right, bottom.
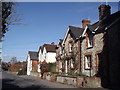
56, 4, 120, 86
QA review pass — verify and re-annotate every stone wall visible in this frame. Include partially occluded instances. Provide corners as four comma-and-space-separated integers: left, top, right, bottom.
30, 72, 38, 77
83, 77, 101, 88
32, 72, 102, 88
51, 74, 57, 82
56, 75, 101, 88
76, 76, 84, 88
56, 75, 77, 86
81, 33, 104, 76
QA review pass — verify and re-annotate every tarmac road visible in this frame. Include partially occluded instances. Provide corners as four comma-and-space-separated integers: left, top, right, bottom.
2, 71, 76, 89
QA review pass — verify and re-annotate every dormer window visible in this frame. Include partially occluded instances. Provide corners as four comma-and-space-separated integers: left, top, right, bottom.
68, 40, 73, 52
86, 34, 94, 48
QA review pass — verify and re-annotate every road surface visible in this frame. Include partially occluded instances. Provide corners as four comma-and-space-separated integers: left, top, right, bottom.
2, 71, 76, 89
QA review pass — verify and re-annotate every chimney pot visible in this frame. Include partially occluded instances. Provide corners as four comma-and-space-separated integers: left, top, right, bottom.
51, 42, 54, 45
82, 20, 91, 28
98, 4, 111, 20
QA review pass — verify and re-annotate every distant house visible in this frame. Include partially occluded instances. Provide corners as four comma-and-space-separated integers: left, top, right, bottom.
38, 46, 44, 62
27, 51, 38, 75
42, 42, 57, 63
38, 42, 57, 74
37, 46, 44, 74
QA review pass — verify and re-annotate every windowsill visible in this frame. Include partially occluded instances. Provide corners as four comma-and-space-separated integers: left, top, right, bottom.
87, 47, 93, 49
85, 68, 91, 70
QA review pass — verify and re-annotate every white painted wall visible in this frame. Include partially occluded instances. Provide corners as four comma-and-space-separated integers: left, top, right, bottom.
42, 47, 56, 63
38, 49, 44, 62
46, 52, 56, 63
27, 54, 32, 75
42, 47, 47, 61
38, 46, 56, 70
38, 63, 41, 72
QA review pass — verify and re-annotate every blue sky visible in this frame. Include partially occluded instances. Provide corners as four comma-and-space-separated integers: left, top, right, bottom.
2, 2, 118, 62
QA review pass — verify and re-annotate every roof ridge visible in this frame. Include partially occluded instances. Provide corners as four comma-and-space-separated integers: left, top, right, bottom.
69, 25, 82, 29
29, 51, 37, 53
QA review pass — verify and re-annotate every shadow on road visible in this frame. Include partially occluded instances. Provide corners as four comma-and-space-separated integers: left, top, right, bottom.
2, 78, 47, 89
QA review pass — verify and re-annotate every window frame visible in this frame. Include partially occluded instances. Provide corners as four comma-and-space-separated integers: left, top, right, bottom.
68, 40, 73, 52
84, 53, 92, 70
86, 34, 94, 48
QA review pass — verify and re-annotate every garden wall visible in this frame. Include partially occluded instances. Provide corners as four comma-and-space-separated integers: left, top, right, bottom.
30, 72, 38, 77
35, 72, 102, 88
56, 75, 77, 86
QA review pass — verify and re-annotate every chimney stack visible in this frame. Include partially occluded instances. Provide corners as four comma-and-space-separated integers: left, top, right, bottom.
82, 20, 91, 29
51, 42, 54, 45
98, 4, 111, 20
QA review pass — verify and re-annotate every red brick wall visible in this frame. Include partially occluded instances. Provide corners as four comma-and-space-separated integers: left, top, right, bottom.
32, 60, 38, 72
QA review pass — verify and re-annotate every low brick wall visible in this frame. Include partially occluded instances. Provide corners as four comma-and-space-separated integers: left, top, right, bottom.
56, 75, 101, 88
38, 72, 41, 77
43, 72, 47, 80
8, 71, 18, 75
56, 75, 64, 83
30, 72, 38, 77
83, 77, 101, 88
28, 72, 102, 88
46, 74, 51, 81
51, 74, 57, 82
76, 76, 84, 88
56, 75, 77, 86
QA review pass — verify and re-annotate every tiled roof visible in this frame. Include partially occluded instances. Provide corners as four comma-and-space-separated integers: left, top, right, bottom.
87, 21, 99, 32
85, 11, 120, 34
101, 11, 120, 28
38, 46, 44, 54
69, 26, 84, 40
94, 11, 120, 33
43, 44, 57, 52
29, 51, 38, 60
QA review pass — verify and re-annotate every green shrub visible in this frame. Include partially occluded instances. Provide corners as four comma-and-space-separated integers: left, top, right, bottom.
75, 72, 87, 77
51, 72, 59, 74
67, 72, 74, 75
65, 72, 87, 77
17, 70, 27, 75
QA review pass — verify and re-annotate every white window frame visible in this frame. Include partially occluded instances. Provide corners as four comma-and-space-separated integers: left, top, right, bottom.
87, 35, 93, 48
85, 55, 91, 69
69, 42, 73, 52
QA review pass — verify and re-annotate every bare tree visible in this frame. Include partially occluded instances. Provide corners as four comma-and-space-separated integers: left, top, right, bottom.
0, 1, 21, 40
10, 56, 17, 64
